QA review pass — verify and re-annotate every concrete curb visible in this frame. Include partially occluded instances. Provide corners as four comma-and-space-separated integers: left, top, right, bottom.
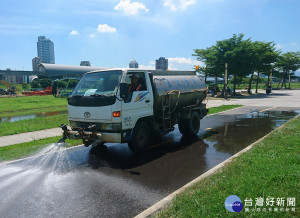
134, 114, 300, 218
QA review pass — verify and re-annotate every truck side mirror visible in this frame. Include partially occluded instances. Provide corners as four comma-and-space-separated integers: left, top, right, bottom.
119, 82, 129, 99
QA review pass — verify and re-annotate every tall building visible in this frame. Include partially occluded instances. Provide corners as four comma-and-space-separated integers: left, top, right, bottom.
155, 57, 168, 70
32, 57, 42, 72
80, 61, 91, 66
37, 36, 55, 64
129, 59, 138, 68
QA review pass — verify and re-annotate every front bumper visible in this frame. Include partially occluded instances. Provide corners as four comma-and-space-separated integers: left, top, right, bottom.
60, 124, 122, 144
61, 124, 102, 142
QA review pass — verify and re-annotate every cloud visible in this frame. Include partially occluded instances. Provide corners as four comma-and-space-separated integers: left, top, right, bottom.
69, 30, 80, 35
168, 57, 203, 70
114, 0, 149, 15
97, 24, 117, 33
163, 0, 196, 11
139, 64, 155, 70
168, 57, 202, 65
275, 42, 298, 51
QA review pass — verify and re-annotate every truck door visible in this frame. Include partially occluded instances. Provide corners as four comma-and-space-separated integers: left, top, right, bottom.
121, 72, 153, 130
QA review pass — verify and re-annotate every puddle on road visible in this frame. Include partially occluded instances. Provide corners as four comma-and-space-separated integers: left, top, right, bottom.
83, 109, 300, 196
200, 109, 300, 170
0, 110, 67, 123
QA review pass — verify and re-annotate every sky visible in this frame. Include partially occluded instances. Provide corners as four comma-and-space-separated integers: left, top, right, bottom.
0, 0, 299, 73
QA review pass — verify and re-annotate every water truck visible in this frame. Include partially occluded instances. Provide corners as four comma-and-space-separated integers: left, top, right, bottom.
59, 69, 208, 152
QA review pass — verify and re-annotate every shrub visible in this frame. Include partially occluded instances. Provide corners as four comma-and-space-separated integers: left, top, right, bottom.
21, 83, 30, 90
30, 80, 40, 89
40, 79, 52, 88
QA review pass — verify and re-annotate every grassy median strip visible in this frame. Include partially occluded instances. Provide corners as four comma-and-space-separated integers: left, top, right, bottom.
207, 105, 242, 115
0, 114, 68, 136
0, 136, 82, 162
157, 115, 300, 217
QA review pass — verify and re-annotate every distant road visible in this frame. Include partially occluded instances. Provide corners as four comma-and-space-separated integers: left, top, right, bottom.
207, 89, 300, 108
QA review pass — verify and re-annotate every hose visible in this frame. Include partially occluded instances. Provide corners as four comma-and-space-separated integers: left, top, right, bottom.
167, 90, 181, 114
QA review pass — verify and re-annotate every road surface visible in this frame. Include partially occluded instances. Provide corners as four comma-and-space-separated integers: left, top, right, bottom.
0, 106, 299, 217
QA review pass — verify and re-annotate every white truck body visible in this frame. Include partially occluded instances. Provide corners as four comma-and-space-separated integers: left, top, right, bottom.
61, 68, 207, 152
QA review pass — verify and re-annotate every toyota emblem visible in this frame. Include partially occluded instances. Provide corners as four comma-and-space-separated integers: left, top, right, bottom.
84, 112, 91, 118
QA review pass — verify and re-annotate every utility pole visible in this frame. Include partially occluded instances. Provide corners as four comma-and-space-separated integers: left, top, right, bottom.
270, 67, 272, 87
289, 71, 291, 89
225, 63, 228, 99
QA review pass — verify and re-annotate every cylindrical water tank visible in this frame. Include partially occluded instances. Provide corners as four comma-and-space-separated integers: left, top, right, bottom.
152, 74, 207, 113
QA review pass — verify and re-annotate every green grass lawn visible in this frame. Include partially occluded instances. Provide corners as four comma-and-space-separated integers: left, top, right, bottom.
157, 115, 300, 217
0, 95, 67, 114
0, 114, 68, 136
0, 95, 68, 136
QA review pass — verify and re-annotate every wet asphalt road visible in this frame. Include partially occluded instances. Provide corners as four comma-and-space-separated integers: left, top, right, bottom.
0, 106, 299, 218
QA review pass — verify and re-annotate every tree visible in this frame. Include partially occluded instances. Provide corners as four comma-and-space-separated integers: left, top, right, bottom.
40, 78, 52, 89
67, 79, 79, 89
194, 33, 253, 95
245, 41, 279, 94
220, 34, 252, 95
193, 33, 296, 95
193, 46, 223, 86
275, 52, 300, 89
56, 80, 67, 89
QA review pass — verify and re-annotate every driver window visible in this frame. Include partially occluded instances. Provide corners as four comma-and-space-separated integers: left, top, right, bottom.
124, 72, 147, 103
127, 73, 147, 90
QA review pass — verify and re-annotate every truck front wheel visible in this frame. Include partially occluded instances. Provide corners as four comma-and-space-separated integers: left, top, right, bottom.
128, 122, 151, 152
178, 111, 200, 136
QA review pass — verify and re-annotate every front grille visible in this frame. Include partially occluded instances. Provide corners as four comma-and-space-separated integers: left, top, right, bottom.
76, 122, 100, 129
71, 121, 122, 133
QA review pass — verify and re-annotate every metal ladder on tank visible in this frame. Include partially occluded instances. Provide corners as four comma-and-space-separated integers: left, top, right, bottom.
161, 90, 181, 131
162, 94, 172, 131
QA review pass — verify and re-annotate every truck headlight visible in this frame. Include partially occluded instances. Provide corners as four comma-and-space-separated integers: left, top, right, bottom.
69, 120, 78, 128
101, 123, 122, 132
101, 123, 113, 131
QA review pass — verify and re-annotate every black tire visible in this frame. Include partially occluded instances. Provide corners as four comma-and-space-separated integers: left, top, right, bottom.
179, 111, 200, 136
178, 119, 189, 135
128, 121, 151, 152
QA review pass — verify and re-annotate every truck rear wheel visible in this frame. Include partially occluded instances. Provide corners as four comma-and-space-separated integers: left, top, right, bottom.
128, 122, 151, 152
178, 111, 200, 136
178, 119, 189, 135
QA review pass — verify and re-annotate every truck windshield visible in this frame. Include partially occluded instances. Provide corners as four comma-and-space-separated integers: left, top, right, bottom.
70, 70, 122, 97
